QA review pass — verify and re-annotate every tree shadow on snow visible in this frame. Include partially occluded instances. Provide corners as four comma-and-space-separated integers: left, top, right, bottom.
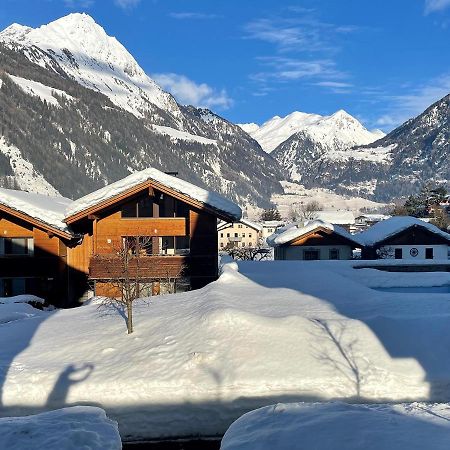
238, 260, 450, 403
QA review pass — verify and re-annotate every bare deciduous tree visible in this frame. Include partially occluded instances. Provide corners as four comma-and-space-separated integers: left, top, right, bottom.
224, 242, 271, 261
299, 200, 323, 221
93, 237, 153, 334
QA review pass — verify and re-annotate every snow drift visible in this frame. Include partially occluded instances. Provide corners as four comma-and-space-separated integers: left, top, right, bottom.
221, 401, 450, 450
1, 260, 450, 440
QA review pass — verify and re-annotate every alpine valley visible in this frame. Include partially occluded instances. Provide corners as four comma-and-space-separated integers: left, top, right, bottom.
0, 13, 449, 206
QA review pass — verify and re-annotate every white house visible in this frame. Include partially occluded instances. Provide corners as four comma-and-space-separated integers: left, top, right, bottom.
217, 219, 263, 249
261, 220, 285, 244
358, 216, 450, 260
268, 220, 362, 261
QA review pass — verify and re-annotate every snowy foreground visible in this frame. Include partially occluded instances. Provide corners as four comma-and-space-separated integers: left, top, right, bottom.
1, 260, 450, 440
222, 402, 450, 450
0, 406, 121, 449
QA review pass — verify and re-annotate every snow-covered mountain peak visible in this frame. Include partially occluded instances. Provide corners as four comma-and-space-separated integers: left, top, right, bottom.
239, 109, 382, 153
24, 13, 143, 77
0, 14, 180, 120
0, 23, 32, 42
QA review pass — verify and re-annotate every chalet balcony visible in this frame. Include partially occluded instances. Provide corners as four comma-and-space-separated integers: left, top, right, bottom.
89, 254, 218, 280
227, 236, 242, 242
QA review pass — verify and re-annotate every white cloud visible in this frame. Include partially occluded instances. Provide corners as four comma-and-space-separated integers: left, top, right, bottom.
425, 0, 450, 13
374, 73, 450, 128
244, 12, 355, 94
169, 12, 220, 20
244, 18, 325, 52
152, 73, 233, 109
250, 57, 347, 85
114, 0, 141, 10
314, 81, 353, 88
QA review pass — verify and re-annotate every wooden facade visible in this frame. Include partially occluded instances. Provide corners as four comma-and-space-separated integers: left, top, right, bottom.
0, 177, 235, 305
0, 209, 85, 307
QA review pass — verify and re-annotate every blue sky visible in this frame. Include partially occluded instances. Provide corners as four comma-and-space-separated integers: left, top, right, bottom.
1, 0, 450, 131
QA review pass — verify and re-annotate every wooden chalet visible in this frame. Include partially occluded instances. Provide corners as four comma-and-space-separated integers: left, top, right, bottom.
0, 190, 83, 306
0, 169, 241, 305
268, 219, 361, 260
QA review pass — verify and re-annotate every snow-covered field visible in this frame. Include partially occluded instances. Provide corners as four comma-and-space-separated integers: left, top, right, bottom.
222, 402, 450, 450
244, 180, 387, 220
1, 260, 450, 441
0, 406, 121, 450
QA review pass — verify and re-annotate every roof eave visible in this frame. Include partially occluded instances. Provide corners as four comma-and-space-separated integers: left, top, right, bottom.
0, 203, 73, 240
65, 179, 240, 224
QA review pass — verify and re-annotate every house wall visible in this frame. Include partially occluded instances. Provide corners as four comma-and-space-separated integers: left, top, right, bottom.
275, 245, 352, 260
0, 212, 71, 305
378, 244, 448, 260
218, 222, 261, 249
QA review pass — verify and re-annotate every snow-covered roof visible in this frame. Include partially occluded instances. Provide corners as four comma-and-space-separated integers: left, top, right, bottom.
66, 168, 241, 221
355, 214, 391, 222
262, 220, 285, 228
217, 218, 263, 232
316, 210, 355, 225
0, 187, 73, 235
240, 218, 263, 231
357, 216, 450, 246
267, 219, 362, 247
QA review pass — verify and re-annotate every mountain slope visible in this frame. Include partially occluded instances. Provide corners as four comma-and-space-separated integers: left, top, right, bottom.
272, 95, 450, 201
0, 14, 283, 206
239, 110, 384, 153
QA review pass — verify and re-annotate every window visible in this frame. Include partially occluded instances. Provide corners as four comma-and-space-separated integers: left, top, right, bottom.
220, 242, 224, 248
329, 249, 340, 260
242, 233, 246, 237
0, 237, 33, 256
121, 197, 154, 218
242, 242, 245, 247
238, 224, 243, 228
220, 233, 223, 238
159, 236, 190, 255
123, 236, 153, 256
249, 233, 252, 238
234, 233, 238, 238
394, 248, 403, 259
304, 249, 320, 260
227, 233, 230, 238
425, 248, 434, 259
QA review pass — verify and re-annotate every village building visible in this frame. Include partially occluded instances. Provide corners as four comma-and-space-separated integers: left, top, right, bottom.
354, 214, 391, 232
358, 216, 450, 260
268, 219, 362, 261
217, 219, 262, 249
0, 169, 241, 305
315, 211, 355, 232
261, 220, 285, 244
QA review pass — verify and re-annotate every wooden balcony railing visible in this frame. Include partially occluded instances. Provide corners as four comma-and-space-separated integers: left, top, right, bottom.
89, 254, 218, 279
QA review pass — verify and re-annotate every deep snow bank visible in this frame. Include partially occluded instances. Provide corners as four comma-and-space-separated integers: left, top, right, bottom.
0, 406, 121, 450
221, 402, 450, 450
1, 261, 450, 440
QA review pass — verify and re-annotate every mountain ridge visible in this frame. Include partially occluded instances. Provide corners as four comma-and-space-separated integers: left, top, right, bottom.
0, 14, 283, 206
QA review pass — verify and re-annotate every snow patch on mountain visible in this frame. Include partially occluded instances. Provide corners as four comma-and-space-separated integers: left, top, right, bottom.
0, 137, 60, 196
0, 13, 180, 120
241, 109, 384, 153
152, 125, 218, 146
7, 74, 74, 108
